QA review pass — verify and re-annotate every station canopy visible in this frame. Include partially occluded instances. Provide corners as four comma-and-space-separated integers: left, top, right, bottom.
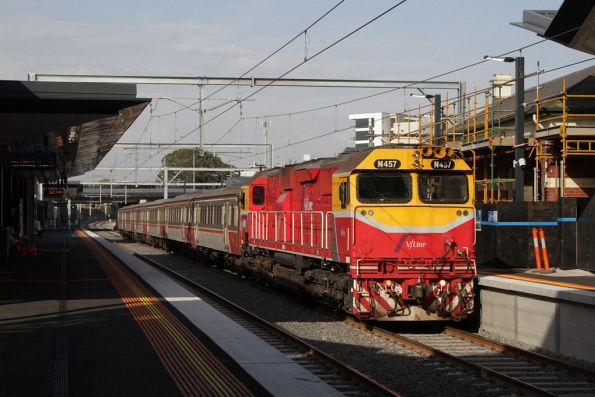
512, 1, 595, 55
0, 80, 149, 182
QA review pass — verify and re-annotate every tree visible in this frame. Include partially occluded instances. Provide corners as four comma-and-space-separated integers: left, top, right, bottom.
157, 148, 233, 184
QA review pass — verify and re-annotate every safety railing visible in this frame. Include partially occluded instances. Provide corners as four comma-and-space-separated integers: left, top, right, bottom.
249, 211, 332, 250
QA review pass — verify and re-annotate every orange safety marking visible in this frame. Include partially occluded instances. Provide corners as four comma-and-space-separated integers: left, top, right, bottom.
538, 228, 551, 272
479, 270, 595, 292
77, 230, 254, 397
531, 228, 542, 271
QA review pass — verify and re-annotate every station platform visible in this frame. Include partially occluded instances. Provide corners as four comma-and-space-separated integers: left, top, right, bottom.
479, 267, 595, 291
0, 230, 341, 397
477, 266, 595, 364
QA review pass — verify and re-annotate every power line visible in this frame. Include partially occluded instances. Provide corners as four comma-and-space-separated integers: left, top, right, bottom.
111, 6, 592, 180
144, 1, 345, 117
229, 56, 595, 165
126, 1, 410, 176
202, 0, 346, 103
241, 19, 595, 121
204, 1, 410, 141
103, 54, 594, 183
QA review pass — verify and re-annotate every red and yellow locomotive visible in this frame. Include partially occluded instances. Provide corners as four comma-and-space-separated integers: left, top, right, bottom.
118, 144, 476, 321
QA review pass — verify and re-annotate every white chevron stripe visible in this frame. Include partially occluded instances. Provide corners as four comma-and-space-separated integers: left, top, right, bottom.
334, 210, 474, 233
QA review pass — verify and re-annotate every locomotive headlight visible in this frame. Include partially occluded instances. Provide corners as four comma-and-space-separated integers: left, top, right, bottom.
412, 159, 422, 169
367, 210, 374, 216
412, 150, 421, 159
385, 279, 393, 288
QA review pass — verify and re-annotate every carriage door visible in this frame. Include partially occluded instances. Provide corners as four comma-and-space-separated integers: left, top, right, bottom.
240, 187, 249, 248
223, 202, 229, 250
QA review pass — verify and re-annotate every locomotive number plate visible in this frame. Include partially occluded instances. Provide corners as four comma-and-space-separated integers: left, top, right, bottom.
431, 159, 454, 169
374, 159, 401, 169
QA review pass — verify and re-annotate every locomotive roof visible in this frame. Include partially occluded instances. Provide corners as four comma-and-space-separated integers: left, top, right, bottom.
120, 185, 240, 210
250, 146, 382, 179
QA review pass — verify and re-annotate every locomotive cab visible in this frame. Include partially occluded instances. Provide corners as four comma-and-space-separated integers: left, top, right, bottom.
333, 146, 476, 320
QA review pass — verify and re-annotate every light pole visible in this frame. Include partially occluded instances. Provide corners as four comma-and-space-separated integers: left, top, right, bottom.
410, 93, 442, 145
259, 120, 272, 168
484, 55, 525, 202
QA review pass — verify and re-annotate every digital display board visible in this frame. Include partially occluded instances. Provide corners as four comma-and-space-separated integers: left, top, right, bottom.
44, 187, 64, 198
7, 152, 57, 170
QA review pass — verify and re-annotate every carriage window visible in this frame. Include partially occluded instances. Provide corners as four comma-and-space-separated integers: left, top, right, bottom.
252, 186, 265, 205
357, 172, 411, 203
418, 172, 468, 204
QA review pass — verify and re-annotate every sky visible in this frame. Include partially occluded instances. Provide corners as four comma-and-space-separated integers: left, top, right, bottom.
1, 0, 593, 183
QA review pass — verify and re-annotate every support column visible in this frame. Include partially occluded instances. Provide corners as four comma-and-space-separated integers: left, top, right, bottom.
434, 94, 442, 145
164, 167, 169, 199
541, 140, 558, 202
544, 158, 560, 202
26, 175, 35, 243
514, 56, 525, 202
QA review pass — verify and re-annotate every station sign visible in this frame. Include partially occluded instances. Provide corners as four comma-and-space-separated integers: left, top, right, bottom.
44, 186, 65, 198
6, 152, 57, 170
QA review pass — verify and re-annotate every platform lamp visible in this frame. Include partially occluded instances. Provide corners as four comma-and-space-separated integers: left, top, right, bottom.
410, 93, 442, 145
484, 55, 525, 202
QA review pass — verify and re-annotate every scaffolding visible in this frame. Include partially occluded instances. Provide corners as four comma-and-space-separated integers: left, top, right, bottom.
388, 73, 595, 203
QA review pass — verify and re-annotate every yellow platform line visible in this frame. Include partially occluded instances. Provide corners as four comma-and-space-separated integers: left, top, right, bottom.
480, 270, 595, 292
78, 230, 251, 397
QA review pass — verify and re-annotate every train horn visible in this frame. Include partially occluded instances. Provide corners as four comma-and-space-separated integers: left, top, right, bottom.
421, 146, 433, 157
434, 146, 447, 158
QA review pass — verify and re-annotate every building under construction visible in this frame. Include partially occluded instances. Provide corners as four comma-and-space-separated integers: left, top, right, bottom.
358, 65, 595, 271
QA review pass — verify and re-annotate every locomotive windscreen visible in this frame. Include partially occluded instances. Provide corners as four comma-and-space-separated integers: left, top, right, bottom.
356, 172, 412, 203
418, 172, 468, 203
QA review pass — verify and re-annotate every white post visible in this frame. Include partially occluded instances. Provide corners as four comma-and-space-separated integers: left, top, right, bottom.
533, 167, 538, 202
560, 160, 565, 198
67, 199, 71, 229
199, 85, 204, 150
260, 120, 272, 168
164, 167, 169, 199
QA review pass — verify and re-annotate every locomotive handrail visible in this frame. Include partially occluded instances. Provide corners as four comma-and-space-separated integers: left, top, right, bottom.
325, 212, 334, 251
249, 211, 330, 249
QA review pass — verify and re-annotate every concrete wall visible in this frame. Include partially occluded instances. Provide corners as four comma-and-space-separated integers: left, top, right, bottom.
479, 276, 595, 364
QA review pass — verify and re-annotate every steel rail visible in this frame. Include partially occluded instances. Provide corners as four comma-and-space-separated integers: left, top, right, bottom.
345, 319, 555, 397
444, 327, 595, 382
135, 254, 400, 397
98, 232, 401, 397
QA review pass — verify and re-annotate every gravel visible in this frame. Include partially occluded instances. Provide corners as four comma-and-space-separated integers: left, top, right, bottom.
478, 327, 595, 374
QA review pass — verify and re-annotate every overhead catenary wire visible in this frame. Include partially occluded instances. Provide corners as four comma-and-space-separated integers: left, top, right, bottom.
140, 5, 595, 143
121, 0, 410, 179
109, 12, 593, 181
202, 0, 345, 103
228, 56, 595, 165
144, 1, 345, 117
241, 19, 595, 121
195, 0, 410, 144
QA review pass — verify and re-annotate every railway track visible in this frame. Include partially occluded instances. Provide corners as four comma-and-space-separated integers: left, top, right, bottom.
348, 319, 595, 396
97, 231, 400, 397
99, 230, 595, 396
